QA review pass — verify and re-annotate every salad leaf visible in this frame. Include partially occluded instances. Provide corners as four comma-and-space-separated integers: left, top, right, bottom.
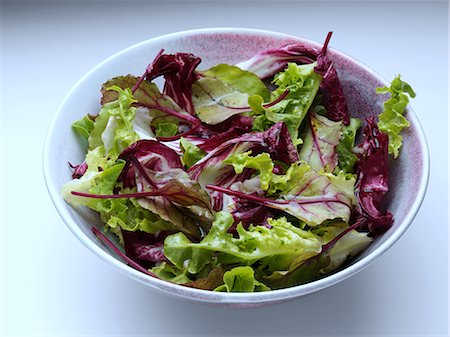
265, 220, 370, 289
316, 223, 372, 273
224, 152, 273, 191
251, 62, 322, 142
151, 262, 191, 284
298, 113, 342, 172
68, 161, 88, 179
101, 75, 194, 139
88, 86, 140, 161
138, 51, 201, 115
238, 32, 350, 125
180, 137, 206, 168
376, 75, 416, 158
184, 265, 227, 290
188, 122, 298, 185
72, 116, 95, 140
336, 117, 361, 173
192, 64, 269, 125
214, 266, 270, 292
236, 43, 319, 79
164, 212, 322, 274
207, 162, 355, 226
118, 139, 183, 188
155, 122, 178, 137
62, 151, 124, 211
354, 117, 393, 233
314, 33, 350, 125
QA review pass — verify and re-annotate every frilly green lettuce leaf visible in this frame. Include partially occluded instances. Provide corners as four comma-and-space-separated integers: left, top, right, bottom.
193, 64, 270, 125
265, 222, 371, 289
163, 212, 322, 274
250, 62, 322, 141
72, 115, 94, 140
376, 75, 416, 158
62, 149, 176, 235
101, 75, 190, 139
298, 113, 342, 172
151, 262, 191, 284
180, 137, 207, 168
336, 117, 361, 173
88, 86, 140, 161
224, 151, 273, 190
214, 266, 270, 292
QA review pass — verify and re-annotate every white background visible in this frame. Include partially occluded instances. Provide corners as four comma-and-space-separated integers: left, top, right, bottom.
1, 1, 448, 336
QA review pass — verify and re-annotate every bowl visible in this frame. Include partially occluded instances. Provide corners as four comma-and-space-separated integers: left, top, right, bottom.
43, 28, 429, 307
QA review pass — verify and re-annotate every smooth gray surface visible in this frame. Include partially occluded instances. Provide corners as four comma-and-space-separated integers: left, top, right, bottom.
1, 1, 448, 336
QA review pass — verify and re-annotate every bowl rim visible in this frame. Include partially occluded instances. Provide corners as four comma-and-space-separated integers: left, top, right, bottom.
43, 27, 430, 304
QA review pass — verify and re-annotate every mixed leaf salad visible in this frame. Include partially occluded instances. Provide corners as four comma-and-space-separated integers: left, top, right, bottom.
62, 32, 416, 292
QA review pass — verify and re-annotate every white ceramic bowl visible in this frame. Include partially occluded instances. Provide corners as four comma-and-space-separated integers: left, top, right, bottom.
43, 28, 429, 307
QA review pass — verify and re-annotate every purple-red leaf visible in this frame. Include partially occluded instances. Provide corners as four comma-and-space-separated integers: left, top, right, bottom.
122, 230, 170, 266
68, 161, 88, 179
314, 32, 350, 125
136, 51, 201, 115
118, 140, 183, 188
354, 117, 393, 233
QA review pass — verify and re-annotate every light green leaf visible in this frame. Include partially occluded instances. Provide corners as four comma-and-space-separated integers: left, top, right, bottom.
180, 137, 207, 168
193, 64, 270, 125
251, 62, 322, 142
377, 75, 416, 158
151, 262, 191, 284
224, 151, 273, 190
336, 117, 361, 173
155, 122, 178, 137
72, 116, 94, 140
88, 86, 140, 161
214, 266, 270, 292
164, 212, 322, 274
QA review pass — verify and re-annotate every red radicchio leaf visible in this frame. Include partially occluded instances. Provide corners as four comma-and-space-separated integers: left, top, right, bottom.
122, 230, 171, 267
68, 161, 88, 179
134, 50, 201, 115
118, 140, 183, 188
354, 117, 393, 234
92, 227, 158, 278
314, 32, 350, 125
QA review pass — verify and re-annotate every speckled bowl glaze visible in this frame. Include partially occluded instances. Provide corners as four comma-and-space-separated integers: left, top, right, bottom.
43, 28, 429, 308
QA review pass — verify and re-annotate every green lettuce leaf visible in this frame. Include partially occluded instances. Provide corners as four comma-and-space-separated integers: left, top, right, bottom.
193, 64, 270, 125
298, 113, 342, 172
214, 266, 270, 292
251, 62, 322, 141
101, 75, 190, 139
265, 222, 371, 289
336, 117, 361, 173
376, 75, 416, 158
164, 212, 322, 274
224, 151, 273, 190
314, 223, 372, 274
72, 116, 94, 140
155, 122, 178, 137
88, 86, 140, 161
151, 262, 191, 284
180, 137, 207, 168
62, 149, 176, 235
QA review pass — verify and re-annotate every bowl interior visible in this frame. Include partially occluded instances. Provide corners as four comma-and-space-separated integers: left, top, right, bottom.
44, 28, 428, 305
